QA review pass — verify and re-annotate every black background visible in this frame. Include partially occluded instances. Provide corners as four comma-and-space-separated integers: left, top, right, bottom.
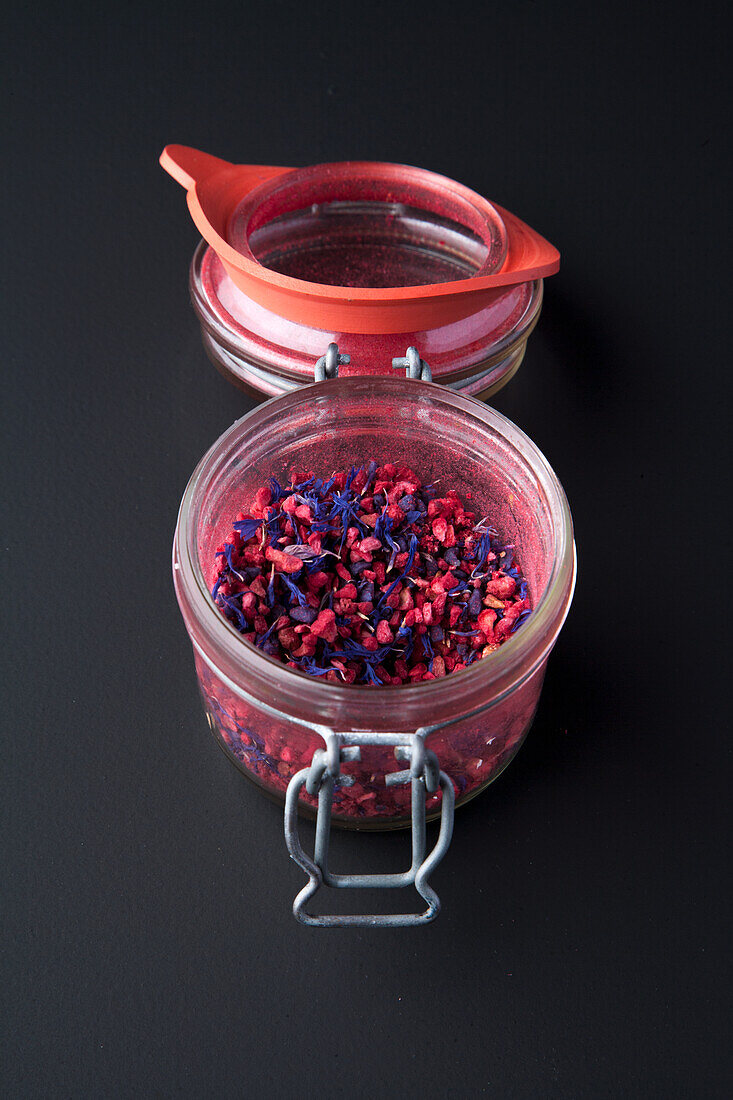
3, 2, 731, 1096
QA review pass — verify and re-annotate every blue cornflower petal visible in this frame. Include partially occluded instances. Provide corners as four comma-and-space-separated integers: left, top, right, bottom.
280, 574, 308, 607
511, 609, 532, 632
268, 477, 284, 501
232, 517, 262, 541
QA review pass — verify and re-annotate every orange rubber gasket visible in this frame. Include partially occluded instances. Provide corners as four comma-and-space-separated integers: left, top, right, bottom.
160, 144, 559, 335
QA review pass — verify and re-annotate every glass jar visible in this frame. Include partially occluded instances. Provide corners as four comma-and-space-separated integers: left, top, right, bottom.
160, 147, 558, 401
173, 376, 576, 830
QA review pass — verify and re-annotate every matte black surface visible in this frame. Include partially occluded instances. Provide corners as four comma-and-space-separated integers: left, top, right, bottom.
3, 3, 730, 1096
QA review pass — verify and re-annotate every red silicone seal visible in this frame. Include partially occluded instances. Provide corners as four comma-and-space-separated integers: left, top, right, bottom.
160, 144, 559, 335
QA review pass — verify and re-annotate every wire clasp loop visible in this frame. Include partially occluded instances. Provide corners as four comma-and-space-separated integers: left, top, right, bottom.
284, 731, 455, 927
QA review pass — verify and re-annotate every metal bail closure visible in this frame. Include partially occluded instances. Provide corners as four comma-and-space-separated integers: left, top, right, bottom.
314, 343, 350, 382
392, 346, 433, 382
284, 731, 455, 927
314, 344, 432, 382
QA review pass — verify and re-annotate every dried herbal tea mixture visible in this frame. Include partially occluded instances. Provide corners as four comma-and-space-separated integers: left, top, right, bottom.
211, 461, 531, 685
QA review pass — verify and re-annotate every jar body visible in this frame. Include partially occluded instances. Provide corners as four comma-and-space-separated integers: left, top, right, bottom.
173, 378, 575, 829
194, 647, 547, 827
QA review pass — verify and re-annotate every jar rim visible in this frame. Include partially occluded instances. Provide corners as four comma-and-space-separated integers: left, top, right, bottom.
173, 378, 576, 729
227, 160, 508, 283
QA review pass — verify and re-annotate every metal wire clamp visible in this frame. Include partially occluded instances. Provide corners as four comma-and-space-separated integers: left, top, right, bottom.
314, 342, 350, 381
284, 732, 455, 927
314, 343, 432, 382
392, 346, 433, 381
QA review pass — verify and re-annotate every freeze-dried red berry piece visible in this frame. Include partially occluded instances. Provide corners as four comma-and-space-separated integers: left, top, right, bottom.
310, 609, 338, 643
477, 609, 497, 635
265, 547, 304, 574
486, 575, 517, 599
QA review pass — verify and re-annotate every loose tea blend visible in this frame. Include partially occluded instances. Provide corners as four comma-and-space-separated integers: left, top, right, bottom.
211, 461, 531, 686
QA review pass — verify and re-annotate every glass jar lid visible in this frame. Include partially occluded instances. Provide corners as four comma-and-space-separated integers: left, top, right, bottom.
162, 145, 558, 399
160, 145, 559, 334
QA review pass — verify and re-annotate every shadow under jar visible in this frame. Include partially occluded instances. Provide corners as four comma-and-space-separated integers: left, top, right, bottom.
173, 377, 576, 831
